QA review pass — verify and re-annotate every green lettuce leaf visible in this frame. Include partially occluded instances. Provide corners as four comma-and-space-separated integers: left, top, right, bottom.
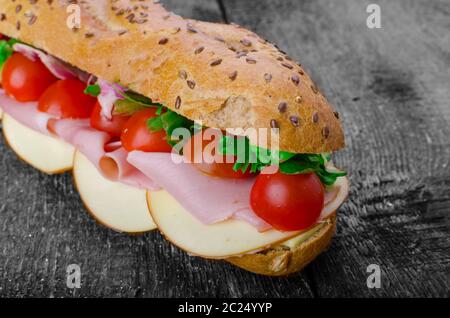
84, 84, 101, 97
0, 39, 15, 75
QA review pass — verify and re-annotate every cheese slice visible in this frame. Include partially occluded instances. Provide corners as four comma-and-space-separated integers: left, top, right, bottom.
73, 151, 156, 233
2, 113, 74, 174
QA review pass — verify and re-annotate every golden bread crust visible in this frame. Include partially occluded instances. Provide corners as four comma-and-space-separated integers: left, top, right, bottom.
226, 215, 336, 276
0, 0, 344, 153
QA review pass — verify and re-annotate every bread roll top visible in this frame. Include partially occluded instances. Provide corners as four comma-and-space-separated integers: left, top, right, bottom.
0, 0, 344, 153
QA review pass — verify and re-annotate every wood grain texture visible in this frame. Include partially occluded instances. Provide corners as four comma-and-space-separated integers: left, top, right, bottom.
0, 0, 449, 297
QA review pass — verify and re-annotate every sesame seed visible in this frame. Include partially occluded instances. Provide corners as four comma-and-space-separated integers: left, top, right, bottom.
291, 74, 300, 85
215, 36, 225, 43
334, 111, 340, 119
236, 51, 247, 58
126, 13, 135, 23
194, 46, 204, 54
179, 70, 187, 80
290, 116, 300, 127
135, 19, 147, 24
246, 58, 257, 64
29, 0, 38, 4
240, 39, 252, 47
322, 126, 330, 138
175, 96, 182, 109
298, 69, 304, 75
28, 15, 37, 25
311, 85, 319, 94
0, 14, 6, 21
187, 80, 196, 89
16, 21, 21, 30
85, 32, 94, 38
158, 37, 169, 45
281, 63, 293, 69
210, 59, 223, 67
15, 5, 22, 13
264, 73, 272, 83
278, 102, 287, 113
270, 119, 279, 129
187, 23, 197, 33
312, 112, 319, 123
229, 71, 238, 81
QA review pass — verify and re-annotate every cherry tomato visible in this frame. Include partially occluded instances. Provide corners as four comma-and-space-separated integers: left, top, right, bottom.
121, 108, 172, 152
38, 80, 96, 118
2, 52, 57, 102
183, 130, 254, 179
90, 102, 130, 137
250, 172, 324, 231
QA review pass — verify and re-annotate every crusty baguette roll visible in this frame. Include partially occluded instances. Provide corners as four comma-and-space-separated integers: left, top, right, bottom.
226, 215, 336, 276
0, 0, 344, 153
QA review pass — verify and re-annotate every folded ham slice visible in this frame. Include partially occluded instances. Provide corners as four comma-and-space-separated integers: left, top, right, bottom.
0, 91, 54, 135
0, 91, 156, 190
100, 147, 160, 190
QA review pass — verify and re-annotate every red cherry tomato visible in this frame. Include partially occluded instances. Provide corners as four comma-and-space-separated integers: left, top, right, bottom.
121, 108, 172, 153
38, 80, 96, 119
90, 102, 130, 137
183, 130, 254, 179
2, 52, 57, 102
250, 172, 324, 231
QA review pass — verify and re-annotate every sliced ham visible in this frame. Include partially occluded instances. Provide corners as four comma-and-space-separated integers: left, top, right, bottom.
0, 91, 155, 190
100, 147, 159, 190
50, 120, 157, 190
127, 151, 272, 231
50, 118, 110, 165
0, 91, 54, 135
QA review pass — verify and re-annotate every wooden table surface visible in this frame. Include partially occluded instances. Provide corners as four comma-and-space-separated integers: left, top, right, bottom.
0, 0, 449, 298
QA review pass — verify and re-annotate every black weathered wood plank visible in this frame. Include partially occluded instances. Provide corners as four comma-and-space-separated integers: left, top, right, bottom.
221, 0, 450, 297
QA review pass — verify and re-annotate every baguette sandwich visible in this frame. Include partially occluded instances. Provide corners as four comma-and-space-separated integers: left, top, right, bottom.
0, 0, 349, 276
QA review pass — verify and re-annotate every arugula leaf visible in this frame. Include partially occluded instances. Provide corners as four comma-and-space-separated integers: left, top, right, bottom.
84, 84, 101, 97
113, 99, 152, 115
0, 39, 14, 74
147, 106, 199, 146
219, 135, 346, 185
279, 154, 346, 185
